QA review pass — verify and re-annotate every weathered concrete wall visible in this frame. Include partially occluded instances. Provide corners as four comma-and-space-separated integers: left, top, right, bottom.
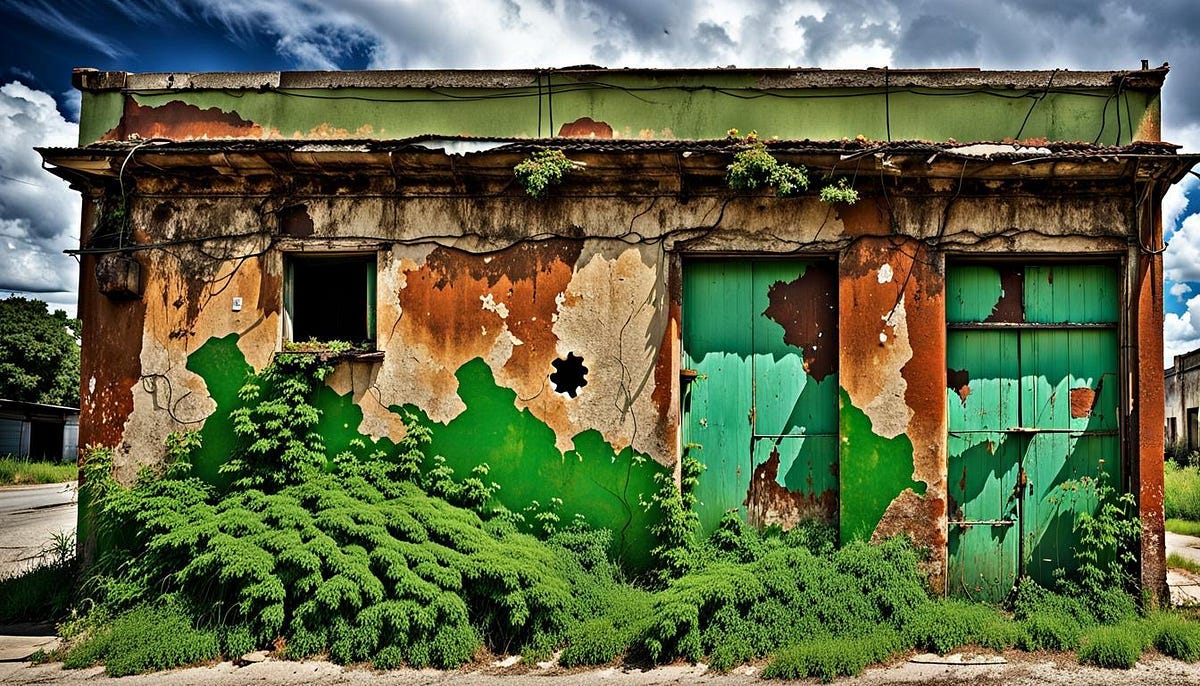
67, 155, 1162, 580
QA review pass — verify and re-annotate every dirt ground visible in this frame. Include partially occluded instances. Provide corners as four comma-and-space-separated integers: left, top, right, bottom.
3, 650, 1200, 685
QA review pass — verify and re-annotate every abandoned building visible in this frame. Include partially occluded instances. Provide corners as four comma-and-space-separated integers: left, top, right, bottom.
38, 65, 1199, 602
1166, 347, 1200, 452
0, 399, 79, 461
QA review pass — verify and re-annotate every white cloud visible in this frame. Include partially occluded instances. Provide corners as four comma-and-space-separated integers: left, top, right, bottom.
1171, 282, 1193, 298
0, 82, 80, 316
1166, 213, 1200, 283
1166, 292, 1200, 364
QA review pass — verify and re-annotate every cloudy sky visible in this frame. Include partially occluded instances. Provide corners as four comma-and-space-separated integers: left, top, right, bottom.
2, 0, 1200, 361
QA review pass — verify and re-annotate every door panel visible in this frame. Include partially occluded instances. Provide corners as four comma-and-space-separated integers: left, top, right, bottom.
946, 264, 1120, 600
684, 260, 838, 535
683, 262, 753, 534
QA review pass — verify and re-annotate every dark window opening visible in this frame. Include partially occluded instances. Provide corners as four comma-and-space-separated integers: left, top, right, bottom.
286, 254, 376, 346
1189, 408, 1199, 451
550, 352, 588, 398
28, 421, 63, 460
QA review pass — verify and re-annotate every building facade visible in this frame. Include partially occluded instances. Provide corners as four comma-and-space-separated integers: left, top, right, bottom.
1166, 348, 1200, 452
40, 65, 1197, 601
0, 399, 79, 461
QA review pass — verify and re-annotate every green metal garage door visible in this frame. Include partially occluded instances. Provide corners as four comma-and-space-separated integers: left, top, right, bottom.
946, 264, 1120, 601
682, 260, 839, 535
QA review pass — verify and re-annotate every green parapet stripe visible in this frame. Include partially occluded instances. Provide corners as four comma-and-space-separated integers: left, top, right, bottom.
98, 81, 1156, 145
838, 388, 925, 542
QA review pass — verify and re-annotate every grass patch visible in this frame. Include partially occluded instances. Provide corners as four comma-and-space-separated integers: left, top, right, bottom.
64, 600, 220, 676
1152, 612, 1200, 662
1170, 552, 1200, 576
0, 457, 75, 485
762, 628, 902, 682
1167, 518, 1200, 537
1166, 461, 1200, 522
903, 599, 1020, 653
1077, 621, 1146, 669
0, 532, 76, 623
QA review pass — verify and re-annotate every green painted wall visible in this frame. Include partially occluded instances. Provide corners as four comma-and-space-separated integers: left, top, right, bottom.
401, 359, 665, 569
79, 73, 1156, 146
181, 336, 664, 569
838, 388, 926, 542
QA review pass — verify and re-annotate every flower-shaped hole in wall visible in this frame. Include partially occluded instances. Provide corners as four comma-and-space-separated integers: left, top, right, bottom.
550, 352, 589, 398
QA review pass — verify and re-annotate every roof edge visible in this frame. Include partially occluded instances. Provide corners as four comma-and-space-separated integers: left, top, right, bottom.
71, 65, 1170, 93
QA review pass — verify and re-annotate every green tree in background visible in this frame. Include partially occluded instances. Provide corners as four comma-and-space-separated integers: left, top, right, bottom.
0, 297, 80, 407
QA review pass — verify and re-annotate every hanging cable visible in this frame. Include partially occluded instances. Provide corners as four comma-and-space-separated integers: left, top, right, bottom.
1015, 69, 1057, 141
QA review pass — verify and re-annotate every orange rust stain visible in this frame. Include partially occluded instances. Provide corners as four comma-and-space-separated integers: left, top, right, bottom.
78, 255, 148, 449
650, 299, 681, 419
1070, 385, 1098, 419
834, 197, 890, 237
101, 98, 264, 141
396, 241, 581, 411
557, 117, 614, 139
762, 262, 838, 382
745, 447, 837, 528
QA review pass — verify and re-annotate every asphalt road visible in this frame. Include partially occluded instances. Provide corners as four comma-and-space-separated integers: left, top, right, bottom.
0, 482, 77, 578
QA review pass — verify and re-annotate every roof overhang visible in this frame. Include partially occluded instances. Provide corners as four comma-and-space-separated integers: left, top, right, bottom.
38, 137, 1200, 188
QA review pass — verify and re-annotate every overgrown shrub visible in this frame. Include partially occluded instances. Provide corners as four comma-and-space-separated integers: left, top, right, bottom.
637, 531, 928, 670
1077, 622, 1146, 669
64, 599, 220, 676
78, 447, 611, 668
762, 628, 902, 682
726, 142, 809, 197
1012, 580, 1089, 651
1152, 612, 1200, 662
904, 599, 1020, 654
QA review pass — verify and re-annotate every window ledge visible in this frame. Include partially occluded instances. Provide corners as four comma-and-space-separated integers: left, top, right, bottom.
276, 348, 384, 363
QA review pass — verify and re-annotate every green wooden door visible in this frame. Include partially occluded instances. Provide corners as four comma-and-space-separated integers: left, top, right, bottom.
946, 264, 1120, 601
683, 260, 838, 535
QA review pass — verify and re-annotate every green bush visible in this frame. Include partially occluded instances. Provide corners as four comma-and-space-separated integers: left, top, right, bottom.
636, 534, 929, 668
1166, 460, 1200, 522
81, 448, 613, 668
1152, 613, 1200, 662
904, 599, 1020, 653
762, 628, 902, 682
65, 601, 220, 676
1077, 622, 1145, 669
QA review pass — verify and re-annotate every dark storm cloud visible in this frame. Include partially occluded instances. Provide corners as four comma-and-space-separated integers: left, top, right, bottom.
893, 13, 979, 66
795, 0, 896, 64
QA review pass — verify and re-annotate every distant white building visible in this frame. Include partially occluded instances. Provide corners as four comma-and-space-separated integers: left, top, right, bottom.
0, 399, 79, 462
1165, 349, 1200, 451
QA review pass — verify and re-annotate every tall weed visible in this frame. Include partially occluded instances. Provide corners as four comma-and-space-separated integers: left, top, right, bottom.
1166, 461, 1200, 522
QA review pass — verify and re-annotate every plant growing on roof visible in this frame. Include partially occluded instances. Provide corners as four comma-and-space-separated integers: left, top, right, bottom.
819, 177, 860, 205
726, 139, 809, 198
514, 149, 582, 198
